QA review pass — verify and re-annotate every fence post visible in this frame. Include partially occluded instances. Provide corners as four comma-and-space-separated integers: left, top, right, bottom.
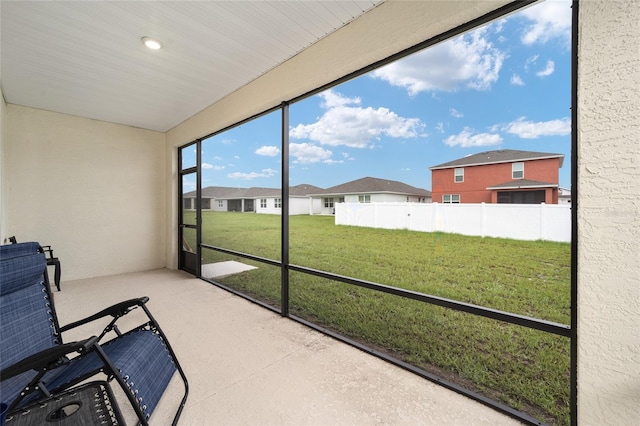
481, 202, 486, 238
432, 202, 438, 233
374, 202, 378, 228
540, 203, 546, 241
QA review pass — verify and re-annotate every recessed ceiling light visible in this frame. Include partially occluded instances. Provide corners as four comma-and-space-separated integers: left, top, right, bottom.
142, 36, 163, 50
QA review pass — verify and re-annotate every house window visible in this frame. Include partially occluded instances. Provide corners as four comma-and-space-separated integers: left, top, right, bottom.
274, 198, 282, 208
260, 199, 267, 208
338, 197, 345, 203
324, 197, 334, 208
358, 195, 371, 203
217, 200, 223, 208
454, 168, 464, 182
497, 190, 545, 204
512, 162, 524, 179
443, 194, 460, 204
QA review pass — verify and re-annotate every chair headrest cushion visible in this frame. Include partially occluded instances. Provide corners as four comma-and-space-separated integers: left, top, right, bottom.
0, 252, 47, 296
0, 241, 42, 260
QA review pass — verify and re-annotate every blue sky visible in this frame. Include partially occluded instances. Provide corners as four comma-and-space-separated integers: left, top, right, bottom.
190, 0, 572, 192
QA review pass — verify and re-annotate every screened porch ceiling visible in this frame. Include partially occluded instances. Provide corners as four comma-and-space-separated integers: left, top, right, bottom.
0, 0, 383, 132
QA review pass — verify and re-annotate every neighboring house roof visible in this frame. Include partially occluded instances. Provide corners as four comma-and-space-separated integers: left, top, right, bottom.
246, 184, 325, 198
244, 187, 280, 198
184, 186, 248, 198
430, 149, 564, 170
290, 184, 323, 197
486, 179, 559, 190
308, 176, 431, 197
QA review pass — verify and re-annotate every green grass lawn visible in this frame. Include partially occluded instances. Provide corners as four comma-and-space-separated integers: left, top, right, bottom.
194, 211, 571, 424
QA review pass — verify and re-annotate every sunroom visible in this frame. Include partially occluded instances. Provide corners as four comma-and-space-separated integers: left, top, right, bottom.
1, 1, 637, 425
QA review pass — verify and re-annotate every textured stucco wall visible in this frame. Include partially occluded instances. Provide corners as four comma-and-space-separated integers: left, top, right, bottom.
5, 105, 167, 280
577, 1, 640, 424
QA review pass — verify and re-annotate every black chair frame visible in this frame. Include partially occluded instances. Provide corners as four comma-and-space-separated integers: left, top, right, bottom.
1, 243, 189, 426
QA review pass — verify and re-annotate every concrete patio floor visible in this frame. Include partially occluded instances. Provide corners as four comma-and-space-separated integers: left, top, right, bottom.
54, 268, 523, 425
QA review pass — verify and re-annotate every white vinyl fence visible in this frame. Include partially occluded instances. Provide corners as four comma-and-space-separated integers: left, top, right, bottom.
335, 202, 571, 242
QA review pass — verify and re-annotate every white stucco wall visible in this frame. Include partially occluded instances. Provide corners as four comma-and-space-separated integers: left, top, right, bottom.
210, 199, 226, 212
577, 1, 640, 424
256, 197, 283, 215
5, 105, 167, 280
289, 197, 309, 215
309, 197, 322, 215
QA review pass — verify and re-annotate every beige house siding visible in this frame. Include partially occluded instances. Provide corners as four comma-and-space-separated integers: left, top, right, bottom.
4, 105, 167, 280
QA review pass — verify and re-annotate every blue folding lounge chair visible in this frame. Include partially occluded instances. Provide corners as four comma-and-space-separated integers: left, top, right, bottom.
0, 242, 188, 425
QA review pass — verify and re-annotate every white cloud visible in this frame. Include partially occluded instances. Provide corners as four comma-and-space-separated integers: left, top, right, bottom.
511, 74, 525, 86
493, 18, 507, 34
501, 116, 571, 139
449, 108, 464, 118
255, 145, 280, 156
524, 55, 539, 72
202, 163, 223, 171
436, 122, 446, 134
536, 60, 555, 77
521, 55, 554, 79
227, 168, 277, 180
341, 152, 354, 161
521, 0, 572, 46
289, 90, 425, 148
371, 26, 506, 94
444, 127, 503, 147
289, 143, 334, 164
321, 90, 361, 108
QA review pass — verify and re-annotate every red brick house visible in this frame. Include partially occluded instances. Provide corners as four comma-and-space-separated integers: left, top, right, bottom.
430, 149, 564, 204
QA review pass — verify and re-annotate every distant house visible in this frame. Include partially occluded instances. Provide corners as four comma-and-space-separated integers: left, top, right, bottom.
183, 186, 258, 212
254, 184, 323, 215
185, 178, 429, 216
558, 187, 572, 204
430, 149, 564, 204
245, 187, 280, 214
183, 184, 323, 215
307, 176, 431, 215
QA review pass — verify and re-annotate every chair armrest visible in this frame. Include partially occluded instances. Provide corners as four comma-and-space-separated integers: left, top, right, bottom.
59, 297, 150, 333
0, 337, 98, 381
41, 245, 54, 258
